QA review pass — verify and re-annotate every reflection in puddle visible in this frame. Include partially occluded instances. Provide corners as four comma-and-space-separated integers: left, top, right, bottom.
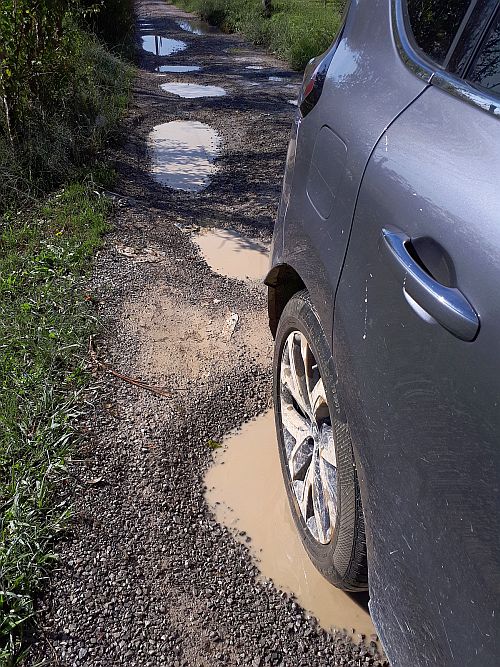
160, 82, 226, 98
148, 121, 220, 192
156, 65, 201, 73
141, 35, 187, 56
176, 19, 216, 35
205, 412, 377, 639
193, 228, 269, 281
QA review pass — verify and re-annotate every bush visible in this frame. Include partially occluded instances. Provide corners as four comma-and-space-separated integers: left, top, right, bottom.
0, 2, 133, 212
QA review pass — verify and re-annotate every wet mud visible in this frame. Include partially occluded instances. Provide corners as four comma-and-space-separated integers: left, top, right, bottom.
193, 227, 269, 281
205, 412, 378, 641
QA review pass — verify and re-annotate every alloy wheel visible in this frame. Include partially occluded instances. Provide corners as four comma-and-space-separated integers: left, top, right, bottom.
279, 330, 338, 544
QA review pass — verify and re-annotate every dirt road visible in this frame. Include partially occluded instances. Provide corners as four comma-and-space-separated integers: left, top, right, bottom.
29, 2, 387, 665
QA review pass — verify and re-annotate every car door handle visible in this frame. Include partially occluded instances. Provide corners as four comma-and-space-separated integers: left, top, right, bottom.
380, 229, 480, 342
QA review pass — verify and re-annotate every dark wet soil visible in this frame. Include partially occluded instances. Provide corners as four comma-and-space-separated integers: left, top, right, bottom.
27, 2, 387, 666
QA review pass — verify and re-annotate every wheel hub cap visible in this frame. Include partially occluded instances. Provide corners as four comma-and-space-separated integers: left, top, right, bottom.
280, 331, 338, 544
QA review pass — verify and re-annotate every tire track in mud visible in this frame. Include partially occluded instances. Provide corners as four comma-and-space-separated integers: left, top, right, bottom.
29, 2, 387, 665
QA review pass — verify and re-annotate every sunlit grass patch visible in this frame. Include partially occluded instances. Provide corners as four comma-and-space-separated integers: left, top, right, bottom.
0, 183, 110, 663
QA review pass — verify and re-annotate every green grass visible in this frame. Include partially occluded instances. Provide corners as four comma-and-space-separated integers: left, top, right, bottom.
174, 0, 346, 69
0, 2, 133, 662
0, 181, 112, 664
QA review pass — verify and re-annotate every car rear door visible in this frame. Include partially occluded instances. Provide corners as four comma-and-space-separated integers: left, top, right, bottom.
333, 5, 500, 666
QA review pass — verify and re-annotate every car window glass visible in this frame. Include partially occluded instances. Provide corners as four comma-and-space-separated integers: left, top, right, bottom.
447, 0, 496, 74
467, 10, 500, 96
406, 0, 472, 64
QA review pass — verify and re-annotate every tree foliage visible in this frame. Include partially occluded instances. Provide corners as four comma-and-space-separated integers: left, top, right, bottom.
0, 1, 84, 137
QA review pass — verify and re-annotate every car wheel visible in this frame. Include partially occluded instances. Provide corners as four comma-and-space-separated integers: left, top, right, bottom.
273, 289, 368, 591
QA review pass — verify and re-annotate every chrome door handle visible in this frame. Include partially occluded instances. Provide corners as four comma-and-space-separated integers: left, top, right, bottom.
380, 229, 480, 342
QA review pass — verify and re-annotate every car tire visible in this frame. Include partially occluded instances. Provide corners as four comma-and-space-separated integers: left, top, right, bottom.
273, 289, 368, 591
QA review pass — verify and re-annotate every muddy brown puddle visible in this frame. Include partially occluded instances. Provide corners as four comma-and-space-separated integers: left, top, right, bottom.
193, 228, 269, 281
205, 412, 377, 640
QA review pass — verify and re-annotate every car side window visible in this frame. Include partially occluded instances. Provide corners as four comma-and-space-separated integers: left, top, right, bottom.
467, 10, 500, 96
406, 0, 472, 65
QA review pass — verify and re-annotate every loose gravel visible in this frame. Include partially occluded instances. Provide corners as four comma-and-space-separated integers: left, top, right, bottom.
27, 2, 388, 665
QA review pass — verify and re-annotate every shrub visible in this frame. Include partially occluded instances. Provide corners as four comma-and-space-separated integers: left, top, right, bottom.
0, 2, 133, 212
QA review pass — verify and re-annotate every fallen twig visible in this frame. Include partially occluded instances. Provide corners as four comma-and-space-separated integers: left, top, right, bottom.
88, 336, 175, 398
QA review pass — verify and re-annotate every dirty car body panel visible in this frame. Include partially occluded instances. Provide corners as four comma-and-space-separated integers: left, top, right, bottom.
267, 0, 500, 665
266, 0, 428, 341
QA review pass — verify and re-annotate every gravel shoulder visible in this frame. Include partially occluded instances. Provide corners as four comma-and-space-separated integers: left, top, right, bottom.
28, 2, 387, 665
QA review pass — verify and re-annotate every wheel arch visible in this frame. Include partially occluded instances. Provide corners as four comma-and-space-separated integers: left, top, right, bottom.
265, 264, 306, 338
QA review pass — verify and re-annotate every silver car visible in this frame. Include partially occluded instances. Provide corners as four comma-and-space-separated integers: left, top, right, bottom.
266, 1, 500, 665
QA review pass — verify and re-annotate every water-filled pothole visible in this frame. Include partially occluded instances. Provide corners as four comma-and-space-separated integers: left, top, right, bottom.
205, 412, 378, 639
141, 35, 187, 56
160, 82, 226, 98
176, 19, 217, 35
148, 121, 220, 192
156, 65, 201, 73
193, 228, 269, 281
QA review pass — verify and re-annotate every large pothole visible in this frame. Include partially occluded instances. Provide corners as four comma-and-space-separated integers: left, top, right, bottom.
148, 120, 221, 191
205, 412, 379, 642
141, 35, 187, 56
156, 64, 201, 73
176, 18, 217, 35
159, 82, 227, 98
193, 228, 269, 282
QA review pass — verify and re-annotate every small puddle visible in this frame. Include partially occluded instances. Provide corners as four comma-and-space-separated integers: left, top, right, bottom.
246, 65, 265, 70
148, 121, 220, 192
141, 35, 187, 56
160, 82, 226, 98
176, 19, 217, 35
205, 412, 378, 640
288, 99, 298, 106
193, 228, 269, 281
269, 75, 287, 82
156, 65, 201, 73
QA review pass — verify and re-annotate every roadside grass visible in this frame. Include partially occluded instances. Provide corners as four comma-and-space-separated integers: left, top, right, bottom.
0, 182, 112, 664
0, 27, 132, 213
0, 3, 134, 662
174, 0, 346, 69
